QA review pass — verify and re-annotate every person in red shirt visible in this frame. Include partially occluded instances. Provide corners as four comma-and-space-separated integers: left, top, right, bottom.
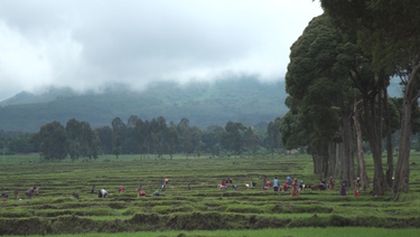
353, 177, 361, 198
118, 185, 126, 193
291, 178, 299, 197
219, 179, 227, 190
137, 186, 146, 197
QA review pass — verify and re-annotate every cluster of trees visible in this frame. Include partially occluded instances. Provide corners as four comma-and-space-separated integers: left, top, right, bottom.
0, 116, 283, 160
36, 119, 99, 160
96, 116, 281, 158
281, 1, 420, 198
0, 131, 37, 154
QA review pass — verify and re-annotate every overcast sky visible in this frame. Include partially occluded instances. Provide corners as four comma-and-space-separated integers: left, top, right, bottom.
0, 0, 322, 100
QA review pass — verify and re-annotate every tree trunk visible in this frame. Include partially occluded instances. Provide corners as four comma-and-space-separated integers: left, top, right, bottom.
384, 88, 394, 188
312, 154, 322, 175
311, 143, 330, 179
393, 63, 420, 199
334, 142, 342, 178
321, 152, 329, 179
342, 114, 355, 184
394, 100, 411, 197
370, 135, 385, 196
328, 142, 337, 177
353, 102, 369, 190
362, 87, 385, 195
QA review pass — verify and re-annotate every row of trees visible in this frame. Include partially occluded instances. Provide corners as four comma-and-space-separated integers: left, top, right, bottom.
281, 1, 420, 198
97, 116, 282, 158
11, 116, 283, 160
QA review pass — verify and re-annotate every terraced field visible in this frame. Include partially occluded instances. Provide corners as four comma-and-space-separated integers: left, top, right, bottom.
0, 153, 420, 236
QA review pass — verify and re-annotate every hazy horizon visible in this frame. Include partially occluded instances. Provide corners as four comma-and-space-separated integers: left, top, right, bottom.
1, 73, 285, 100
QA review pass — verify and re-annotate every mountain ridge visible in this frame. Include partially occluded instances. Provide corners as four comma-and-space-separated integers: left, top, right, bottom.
0, 77, 288, 132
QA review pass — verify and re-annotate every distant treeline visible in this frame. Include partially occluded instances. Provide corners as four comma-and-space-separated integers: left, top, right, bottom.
0, 116, 283, 159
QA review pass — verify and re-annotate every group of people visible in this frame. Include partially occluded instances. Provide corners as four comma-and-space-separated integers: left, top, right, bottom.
262, 176, 303, 197
217, 175, 304, 197
91, 177, 170, 199
94, 175, 363, 199
1, 176, 365, 202
1, 178, 170, 202
309, 176, 333, 191
340, 177, 362, 198
216, 175, 363, 199
218, 177, 238, 190
1, 186, 39, 202
307, 176, 362, 198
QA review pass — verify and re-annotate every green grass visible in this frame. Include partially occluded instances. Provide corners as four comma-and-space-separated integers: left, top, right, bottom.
5, 228, 420, 237
0, 153, 419, 235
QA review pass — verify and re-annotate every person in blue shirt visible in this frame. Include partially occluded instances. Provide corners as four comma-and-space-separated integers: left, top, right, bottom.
287, 176, 292, 186
273, 177, 280, 192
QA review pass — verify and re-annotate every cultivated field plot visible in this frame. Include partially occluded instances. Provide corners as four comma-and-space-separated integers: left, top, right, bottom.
0, 154, 420, 236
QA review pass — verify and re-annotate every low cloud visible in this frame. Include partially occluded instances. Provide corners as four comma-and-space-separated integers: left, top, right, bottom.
0, 0, 322, 99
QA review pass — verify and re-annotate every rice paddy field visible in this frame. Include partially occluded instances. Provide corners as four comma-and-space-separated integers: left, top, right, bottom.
0, 153, 420, 236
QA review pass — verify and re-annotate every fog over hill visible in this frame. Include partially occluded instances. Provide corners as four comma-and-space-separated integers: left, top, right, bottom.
0, 77, 287, 132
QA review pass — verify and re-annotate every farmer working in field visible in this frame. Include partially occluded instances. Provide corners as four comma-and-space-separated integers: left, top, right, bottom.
161, 177, 169, 190
328, 176, 335, 190
286, 176, 292, 186
291, 178, 299, 197
245, 179, 256, 188
262, 176, 268, 190
273, 176, 280, 192
263, 177, 272, 191
1, 192, 8, 202
98, 188, 108, 198
298, 180, 305, 192
353, 177, 361, 198
319, 179, 327, 190
218, 179, 227, 190
118, 185, 126, 193
137, 186, 146, 197
282, 178, 289, 192
227, 177, 233, 186
25, 186, 38, 199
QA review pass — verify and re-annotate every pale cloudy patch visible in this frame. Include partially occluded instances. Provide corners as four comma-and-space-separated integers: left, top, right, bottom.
0, 0, 323, 99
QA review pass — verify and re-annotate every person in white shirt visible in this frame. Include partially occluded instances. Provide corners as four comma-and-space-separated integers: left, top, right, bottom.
98, 188, 108, 198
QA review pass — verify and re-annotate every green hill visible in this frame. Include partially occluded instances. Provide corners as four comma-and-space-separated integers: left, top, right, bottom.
0, 77, 287, 132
